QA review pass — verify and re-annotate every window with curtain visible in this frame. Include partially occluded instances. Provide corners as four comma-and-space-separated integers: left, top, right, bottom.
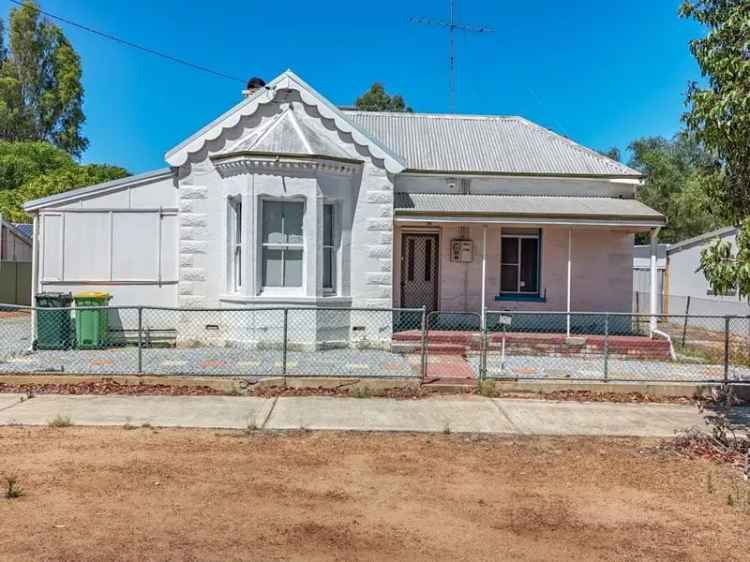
261, 200, 304, 288
323, 203, 335, 291
500, 229, 540, 294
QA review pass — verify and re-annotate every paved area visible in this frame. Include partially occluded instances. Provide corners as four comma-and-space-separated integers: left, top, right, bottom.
0, 341, 417, 380
468, 354, 750, 383
0, 393, 736, 437
0, 395, 273, 428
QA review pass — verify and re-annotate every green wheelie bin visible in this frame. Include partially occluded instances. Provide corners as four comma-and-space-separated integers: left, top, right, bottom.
73, 291, 112, 349
35, 292, 73, 350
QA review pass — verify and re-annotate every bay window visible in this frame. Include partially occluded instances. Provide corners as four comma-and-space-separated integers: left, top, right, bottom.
261, 200, 304, 288
500, 229, 540, 294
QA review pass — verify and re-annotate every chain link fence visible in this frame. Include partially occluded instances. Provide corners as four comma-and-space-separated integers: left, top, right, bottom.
0, 304, 423, 379
0, 302, 749, 384
482, 311, 750, 383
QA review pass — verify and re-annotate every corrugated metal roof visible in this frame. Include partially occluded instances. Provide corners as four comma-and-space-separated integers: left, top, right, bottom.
344, 111, 641, 177
394, 193, 665, 224
11, 223, 33, 240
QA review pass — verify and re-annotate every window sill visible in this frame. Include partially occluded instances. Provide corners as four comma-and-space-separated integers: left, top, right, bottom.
219, 294, 353, 306
495, 294, 546, 303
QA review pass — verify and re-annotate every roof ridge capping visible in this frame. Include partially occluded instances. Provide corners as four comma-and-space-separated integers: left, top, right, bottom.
404, 192, 636, 199
165, 69, 406, 174
342, 109, 521, 120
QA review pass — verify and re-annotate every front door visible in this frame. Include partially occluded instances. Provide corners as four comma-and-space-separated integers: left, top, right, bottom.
400, 233, 439, 312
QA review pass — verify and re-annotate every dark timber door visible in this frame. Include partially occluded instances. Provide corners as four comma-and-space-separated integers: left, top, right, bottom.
400, 233, 439, 312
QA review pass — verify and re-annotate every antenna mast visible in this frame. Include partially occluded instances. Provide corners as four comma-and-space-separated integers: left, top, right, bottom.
411, 0, 494, 112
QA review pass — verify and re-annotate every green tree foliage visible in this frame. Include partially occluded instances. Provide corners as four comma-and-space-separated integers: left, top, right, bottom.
0, 161, 127, 222
678, 1, 750, 298
355, 83, 413, 112
0, 1, 87, 156
0, 140, 72, 190
598, 147, 621, 162
628, 133, 721, 243
700, 222, 750, 299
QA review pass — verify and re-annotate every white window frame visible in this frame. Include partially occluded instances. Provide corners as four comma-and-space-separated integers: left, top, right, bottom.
500, 230, 541, 295
260, 198, 305, 292
323, 202, 336, 294
227, 196, 242, 293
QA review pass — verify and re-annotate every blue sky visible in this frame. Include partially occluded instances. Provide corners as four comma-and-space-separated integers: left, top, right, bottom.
30, 0, 704, 173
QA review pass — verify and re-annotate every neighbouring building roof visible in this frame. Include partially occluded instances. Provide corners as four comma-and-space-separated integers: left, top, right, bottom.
10, 222, 32, 240
0, 215, 32, 243
394, 193, 665, 226
666, 226, 738, 256
344, 111, 642, 178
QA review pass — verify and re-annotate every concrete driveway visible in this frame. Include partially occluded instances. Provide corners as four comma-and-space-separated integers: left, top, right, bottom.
0, 393, 733, 437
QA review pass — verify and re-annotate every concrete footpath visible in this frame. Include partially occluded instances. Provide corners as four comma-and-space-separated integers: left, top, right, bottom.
0, 392, 734, 437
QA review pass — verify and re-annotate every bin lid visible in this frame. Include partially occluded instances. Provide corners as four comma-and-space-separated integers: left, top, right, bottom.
73, 291, 112, 300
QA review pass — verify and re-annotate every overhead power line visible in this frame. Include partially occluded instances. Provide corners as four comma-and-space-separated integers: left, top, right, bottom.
8, 0, 245, 83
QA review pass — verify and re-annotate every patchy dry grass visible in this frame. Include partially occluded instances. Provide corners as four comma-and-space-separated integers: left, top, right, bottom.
0, 428, 748, 562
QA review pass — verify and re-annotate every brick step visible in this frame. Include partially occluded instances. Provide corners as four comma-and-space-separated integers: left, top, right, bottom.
391, 342, 470, 355
394, 333, 476, 345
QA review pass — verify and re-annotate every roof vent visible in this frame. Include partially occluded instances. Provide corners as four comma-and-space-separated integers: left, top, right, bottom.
242, 76, 266, 97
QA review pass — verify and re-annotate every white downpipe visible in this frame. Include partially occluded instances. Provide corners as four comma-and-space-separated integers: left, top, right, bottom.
649, 228, 660, 335
566, 228, 572, 337
481, 225, 487, 330
652, 328, 677, 361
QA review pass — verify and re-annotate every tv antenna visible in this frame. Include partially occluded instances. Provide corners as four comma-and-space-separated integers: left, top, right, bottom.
411, 1, 494, 113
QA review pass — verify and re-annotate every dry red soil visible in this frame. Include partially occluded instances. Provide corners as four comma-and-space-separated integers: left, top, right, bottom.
0, 428, 747, 562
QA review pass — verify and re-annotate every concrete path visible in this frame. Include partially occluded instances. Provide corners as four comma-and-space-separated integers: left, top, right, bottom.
0, 392, 732, 437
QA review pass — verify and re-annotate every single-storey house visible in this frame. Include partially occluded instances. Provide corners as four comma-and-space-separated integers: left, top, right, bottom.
22, 70, 665, 344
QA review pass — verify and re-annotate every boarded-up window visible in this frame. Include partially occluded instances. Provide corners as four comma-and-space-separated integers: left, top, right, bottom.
63, 213, 110, 280
42, 211, 176, 283
111, 213, 160, 280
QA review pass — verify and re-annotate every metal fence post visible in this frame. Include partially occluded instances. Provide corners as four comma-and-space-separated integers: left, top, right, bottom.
603, 313, 609, 382
137, 306, 143, 374
724, 316, 730, 383
420, 306, 427, 380
479, 310, 488, 381
681, 296, 691, 348
282, 308, 289, 382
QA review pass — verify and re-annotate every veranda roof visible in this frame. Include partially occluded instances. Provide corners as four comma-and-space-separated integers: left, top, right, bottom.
394, 193, 665, 228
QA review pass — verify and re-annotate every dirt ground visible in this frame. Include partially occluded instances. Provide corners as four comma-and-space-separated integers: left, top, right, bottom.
1, 428, 748, 562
